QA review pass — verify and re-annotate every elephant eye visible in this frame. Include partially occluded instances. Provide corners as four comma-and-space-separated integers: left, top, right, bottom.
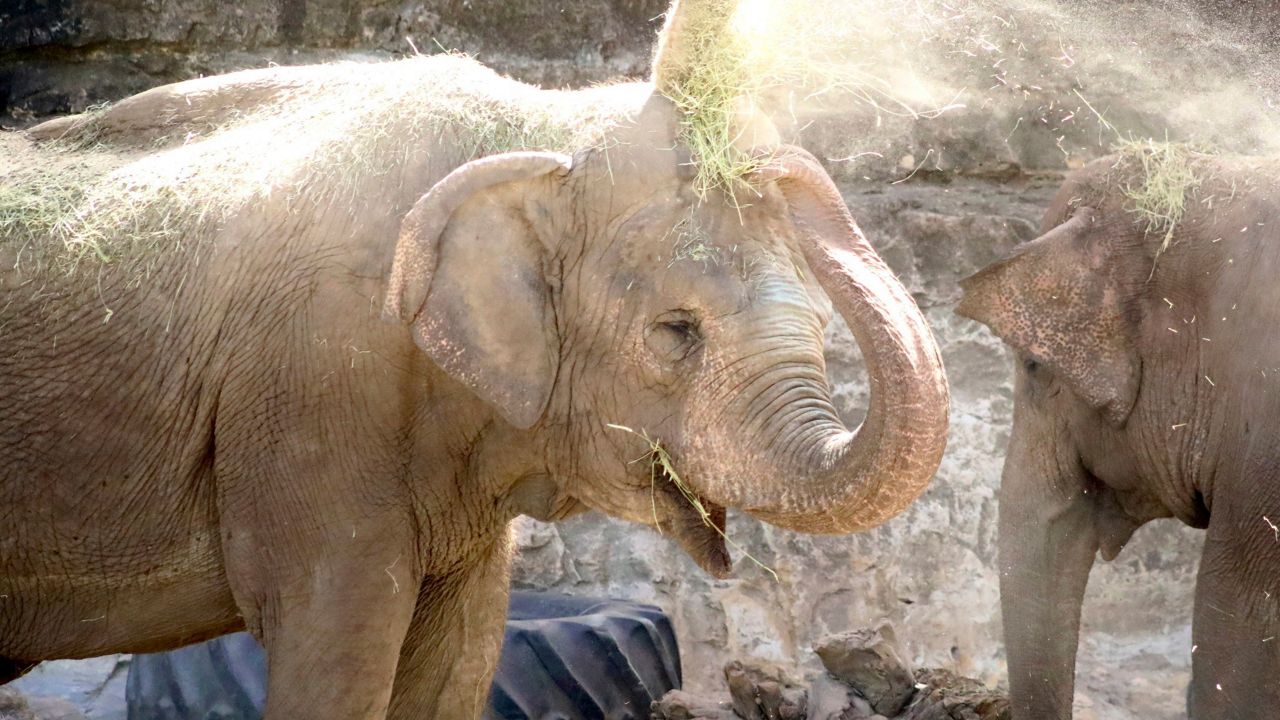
647, 310, 703, 362
661, 319, 697, 338
1022, 355, 1048, 376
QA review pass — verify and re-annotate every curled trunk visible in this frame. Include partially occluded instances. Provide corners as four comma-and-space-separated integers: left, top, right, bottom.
707, 146, 949, 534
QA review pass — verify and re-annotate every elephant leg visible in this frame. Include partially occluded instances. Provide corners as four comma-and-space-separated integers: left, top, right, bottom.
254, 563, 420, 720
214, 366, 432, 719
216, 453, 421, 719
1187, 519, 1280, 720
1, 656, 37, 685
388, 535, 513, 720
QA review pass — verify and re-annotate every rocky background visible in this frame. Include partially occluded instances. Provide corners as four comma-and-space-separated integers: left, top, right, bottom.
6, 1, 1280, 719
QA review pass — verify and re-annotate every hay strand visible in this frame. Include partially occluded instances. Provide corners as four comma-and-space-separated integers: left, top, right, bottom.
608, 423, 778, 580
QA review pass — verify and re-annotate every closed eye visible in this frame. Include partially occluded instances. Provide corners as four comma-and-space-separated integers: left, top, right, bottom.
661, 319, 697, 338
647, 310, 703, 363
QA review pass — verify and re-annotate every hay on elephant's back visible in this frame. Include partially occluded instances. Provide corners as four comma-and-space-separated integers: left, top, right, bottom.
1, 54, 630, 281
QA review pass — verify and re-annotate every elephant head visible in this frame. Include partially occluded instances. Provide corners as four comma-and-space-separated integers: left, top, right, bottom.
382, 0, 950, 577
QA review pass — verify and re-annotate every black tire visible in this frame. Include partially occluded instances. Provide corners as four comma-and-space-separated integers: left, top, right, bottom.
126, 591, 681, 720
126, 633, 265, 720
486, 593, 682, 720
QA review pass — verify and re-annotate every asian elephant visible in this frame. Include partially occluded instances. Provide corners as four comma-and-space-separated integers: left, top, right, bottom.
958, 150, 1280, 719
0, 1, 949, 718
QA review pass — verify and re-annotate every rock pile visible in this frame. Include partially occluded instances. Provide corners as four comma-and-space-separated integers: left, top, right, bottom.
0, 687, 85, 720
652, 625, 1009, 720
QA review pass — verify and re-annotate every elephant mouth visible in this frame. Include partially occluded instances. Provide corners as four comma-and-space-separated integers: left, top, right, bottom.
653, 467, 732, 579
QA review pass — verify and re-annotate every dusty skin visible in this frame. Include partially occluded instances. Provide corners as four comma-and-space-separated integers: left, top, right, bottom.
0, 1, 949, 718
959, 152, 1280, 720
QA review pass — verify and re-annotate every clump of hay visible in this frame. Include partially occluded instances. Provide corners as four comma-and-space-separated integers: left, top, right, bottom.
2, 54, 628, 281
655, 0, 767, 199
666, 210, 722, 269
1113, 139, 1209, 250
654, 0, 943, 201
608, 423, 777, 580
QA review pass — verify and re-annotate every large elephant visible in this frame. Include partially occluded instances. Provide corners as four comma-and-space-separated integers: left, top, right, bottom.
0, 1, 949, 718
958, 150, 1280, 719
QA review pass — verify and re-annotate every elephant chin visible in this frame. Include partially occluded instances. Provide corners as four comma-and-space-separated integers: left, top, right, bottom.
653, 475, 732, 578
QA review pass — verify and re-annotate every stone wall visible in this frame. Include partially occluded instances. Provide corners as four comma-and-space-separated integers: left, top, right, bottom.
1, 0, 666, 119
7, 2, 1280, 718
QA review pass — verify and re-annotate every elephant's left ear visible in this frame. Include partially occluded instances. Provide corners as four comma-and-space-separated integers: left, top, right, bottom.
384, 152, 571, 429
957, 208, 1141, 426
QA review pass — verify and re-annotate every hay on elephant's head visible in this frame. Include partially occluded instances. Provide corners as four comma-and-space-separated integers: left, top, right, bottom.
651, 0, 944, 201
1112, 139, 1211, 250
2, 54, 628, 281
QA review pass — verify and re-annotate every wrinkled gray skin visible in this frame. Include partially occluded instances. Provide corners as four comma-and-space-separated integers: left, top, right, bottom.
0, 43, 947, 720
959, 154, 1280, 720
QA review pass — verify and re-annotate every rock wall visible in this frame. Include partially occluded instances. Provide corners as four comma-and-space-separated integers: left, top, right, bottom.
0, 0, 666, 119
8, 2, 1280, 719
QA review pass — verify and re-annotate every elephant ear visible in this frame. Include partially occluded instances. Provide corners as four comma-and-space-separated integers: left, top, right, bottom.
957, 208, 1141, 426
384, 152, 571, 429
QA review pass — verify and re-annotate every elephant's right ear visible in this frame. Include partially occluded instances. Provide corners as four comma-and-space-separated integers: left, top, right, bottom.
957, 208, 1141, 426
384, 152, 571, 429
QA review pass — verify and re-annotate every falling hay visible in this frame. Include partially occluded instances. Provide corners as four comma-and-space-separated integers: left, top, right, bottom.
654, 0, 951, 201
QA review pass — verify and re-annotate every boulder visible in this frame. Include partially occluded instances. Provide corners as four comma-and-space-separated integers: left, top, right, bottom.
723, 661, 807, 720
898, 669, 1010, 720
0, 688, 86, 720
0, 687, 35, 720
650, 690, 739, 720
814, 625, 915, 717
22, 696, 86, 720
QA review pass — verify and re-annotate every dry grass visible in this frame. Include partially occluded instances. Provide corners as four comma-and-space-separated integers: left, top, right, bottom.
655, 0, 766, 199
665, 210, 722, 269
1, 54, 628, 282
608, 423, 778, 580
1113, 139, 1209, 251
655, 0, 952, 201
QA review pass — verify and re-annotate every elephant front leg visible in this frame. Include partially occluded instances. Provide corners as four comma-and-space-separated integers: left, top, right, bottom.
1187, 525, 1280, 720
250, 536, 421, 720
219, 494, 421, 720
388, 536, 513, 720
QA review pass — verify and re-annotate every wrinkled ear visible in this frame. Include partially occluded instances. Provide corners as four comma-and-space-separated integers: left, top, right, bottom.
384, 152, 571, 429
957, 208, 1140, 426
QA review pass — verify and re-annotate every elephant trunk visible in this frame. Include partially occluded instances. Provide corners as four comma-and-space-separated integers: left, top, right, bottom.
704, 147, 949, 534
999, 405, 1100, 719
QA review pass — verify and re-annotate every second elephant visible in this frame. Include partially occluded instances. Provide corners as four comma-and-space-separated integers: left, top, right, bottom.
959, 149, 1280, 720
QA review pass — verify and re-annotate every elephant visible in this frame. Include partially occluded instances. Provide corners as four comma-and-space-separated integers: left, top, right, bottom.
957, 149, 1280, 719
0, 1, 949, 718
